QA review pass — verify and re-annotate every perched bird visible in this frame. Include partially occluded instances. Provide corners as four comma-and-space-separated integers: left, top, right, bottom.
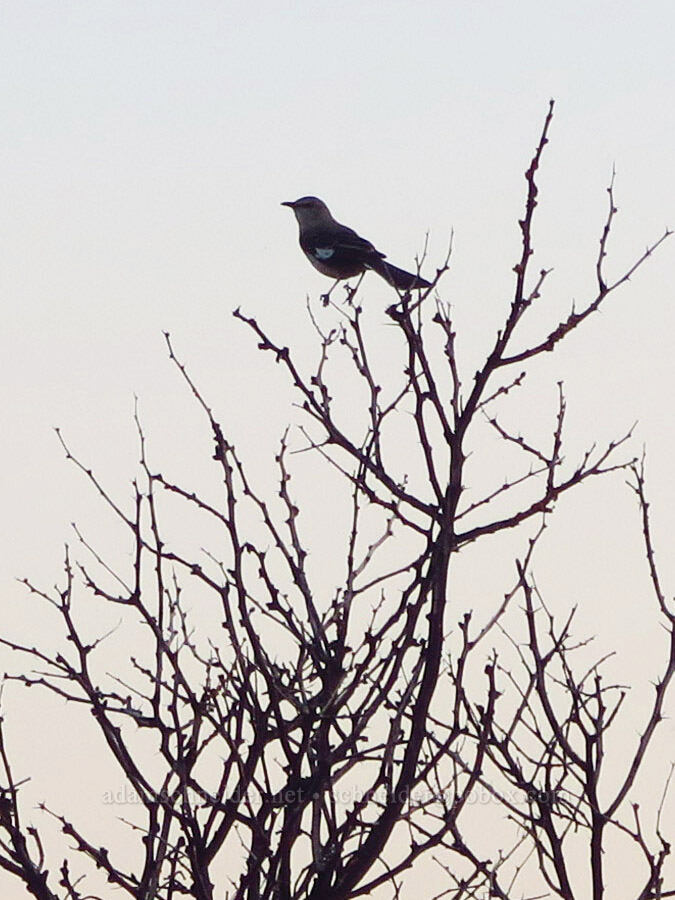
282, 196, 431, 291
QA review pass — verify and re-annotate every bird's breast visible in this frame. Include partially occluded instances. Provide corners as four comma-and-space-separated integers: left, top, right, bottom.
303, 248, 365, 279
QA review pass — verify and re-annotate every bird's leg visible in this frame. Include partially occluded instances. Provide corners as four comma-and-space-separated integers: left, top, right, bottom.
342, 273, 365, 307
320, 280, 342, 306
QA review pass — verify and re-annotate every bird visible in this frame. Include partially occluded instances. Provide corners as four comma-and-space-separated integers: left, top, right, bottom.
282, 196, 431, 291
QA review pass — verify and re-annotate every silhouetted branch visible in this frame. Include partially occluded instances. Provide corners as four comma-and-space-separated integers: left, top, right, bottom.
1, 103, 672, 900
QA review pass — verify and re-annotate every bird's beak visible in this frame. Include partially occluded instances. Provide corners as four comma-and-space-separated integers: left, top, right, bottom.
281, 200, 295, 208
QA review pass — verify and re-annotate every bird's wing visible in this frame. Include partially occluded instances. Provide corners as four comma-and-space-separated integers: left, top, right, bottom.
301, 225, 386, 265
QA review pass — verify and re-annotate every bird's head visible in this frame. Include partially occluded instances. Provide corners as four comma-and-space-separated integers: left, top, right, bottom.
281, 196, 334, 228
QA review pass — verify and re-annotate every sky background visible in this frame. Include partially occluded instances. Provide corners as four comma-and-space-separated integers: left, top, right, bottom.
1, 1, 674, 896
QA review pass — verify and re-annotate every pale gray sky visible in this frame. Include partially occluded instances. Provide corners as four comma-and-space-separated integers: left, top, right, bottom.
1, 1, 674, 897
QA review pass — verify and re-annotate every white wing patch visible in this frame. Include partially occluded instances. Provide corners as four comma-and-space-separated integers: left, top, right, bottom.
313, 247, 335, 260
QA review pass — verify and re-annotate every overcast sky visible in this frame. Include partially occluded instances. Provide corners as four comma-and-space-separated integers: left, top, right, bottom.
1, 2, 674, 896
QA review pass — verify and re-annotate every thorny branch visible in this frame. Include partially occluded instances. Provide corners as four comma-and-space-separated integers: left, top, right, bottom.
0, 103, 672, 900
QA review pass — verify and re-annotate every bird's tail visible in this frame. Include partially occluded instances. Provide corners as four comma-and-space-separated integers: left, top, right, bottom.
369, 258, 431, 290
